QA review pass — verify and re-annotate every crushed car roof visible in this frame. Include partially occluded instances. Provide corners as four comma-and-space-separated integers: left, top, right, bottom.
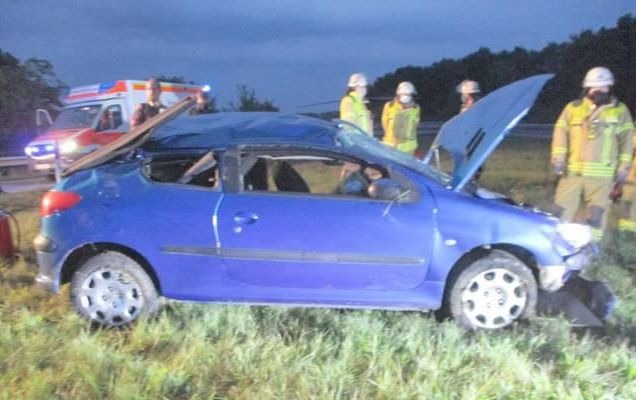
145, 112, 339, 150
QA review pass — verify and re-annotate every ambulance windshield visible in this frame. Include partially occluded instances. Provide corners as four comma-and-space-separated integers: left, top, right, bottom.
51, 105, 102, 130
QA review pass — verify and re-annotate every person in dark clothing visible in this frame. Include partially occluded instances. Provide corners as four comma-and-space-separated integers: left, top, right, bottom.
456, 80, 481, 113
189, 89, 215, 115
338, 165, 383, 197
131, 77, 166, 128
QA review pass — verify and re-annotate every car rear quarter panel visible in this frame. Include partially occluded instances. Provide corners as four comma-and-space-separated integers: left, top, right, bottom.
48, 162, 229, 297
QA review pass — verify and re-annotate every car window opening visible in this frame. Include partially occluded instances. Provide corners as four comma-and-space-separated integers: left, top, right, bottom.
145, 151, 220, 189
241, 152, 388, 199
96, 105, 124, 132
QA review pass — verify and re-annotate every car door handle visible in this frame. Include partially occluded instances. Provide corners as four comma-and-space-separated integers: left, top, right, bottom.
233, 211, 259, 225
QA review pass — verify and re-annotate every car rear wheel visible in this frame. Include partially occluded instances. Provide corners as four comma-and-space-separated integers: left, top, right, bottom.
447, 250, 537, 330
70, 251, 160, 327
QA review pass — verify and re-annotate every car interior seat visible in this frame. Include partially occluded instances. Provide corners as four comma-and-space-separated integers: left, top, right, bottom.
273, 161, 310, 193
243, 158, 268, 191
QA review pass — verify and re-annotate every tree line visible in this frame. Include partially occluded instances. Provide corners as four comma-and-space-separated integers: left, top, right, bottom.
1, 13, 633, 149
0, 51, 66, 136
369, 14, 635, 122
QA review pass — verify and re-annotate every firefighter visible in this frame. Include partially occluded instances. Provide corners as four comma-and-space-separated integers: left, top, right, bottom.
456, 80, 481, 113
456, 79, 485, 179
551, 67, 634, 240
381, 81, 420, 155
340, 73, 373, 136
131, 77, 166, 128
189, 88, 215, 115
617, 140, 636, 233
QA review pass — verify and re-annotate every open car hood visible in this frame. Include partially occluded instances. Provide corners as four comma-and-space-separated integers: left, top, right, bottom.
63, 96, 195, 177
423, 74, 554, 191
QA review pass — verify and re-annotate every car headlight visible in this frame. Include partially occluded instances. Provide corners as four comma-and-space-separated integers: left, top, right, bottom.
59, 140, 78, 154
555, 223, 593, 249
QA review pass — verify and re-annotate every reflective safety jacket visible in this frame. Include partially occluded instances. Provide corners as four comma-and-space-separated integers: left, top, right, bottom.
381, 100, 420, 153
619, 153, 636, 233
340, 92, 373, 136
628, 146, 636, 184
552, 97, 633, 178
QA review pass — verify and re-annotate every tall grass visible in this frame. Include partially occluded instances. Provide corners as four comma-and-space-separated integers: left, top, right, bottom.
2, 139, 635, 399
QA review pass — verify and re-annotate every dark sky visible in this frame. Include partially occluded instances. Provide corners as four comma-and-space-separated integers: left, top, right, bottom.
1, 1, 633, 112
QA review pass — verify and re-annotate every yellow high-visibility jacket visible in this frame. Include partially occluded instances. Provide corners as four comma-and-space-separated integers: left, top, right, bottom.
628, 134, 636, 183
340, 92, 373, 136
552, 97, 633, 178
381, 100, 420, 153
628, 158, 636, 183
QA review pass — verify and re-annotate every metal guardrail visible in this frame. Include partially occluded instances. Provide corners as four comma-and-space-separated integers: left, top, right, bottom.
417, 122, 552, 138
0, 156, 28, 168
0, 123, 553, 170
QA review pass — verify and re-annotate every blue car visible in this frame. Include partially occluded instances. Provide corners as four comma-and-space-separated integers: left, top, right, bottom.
34, 75, 604, 330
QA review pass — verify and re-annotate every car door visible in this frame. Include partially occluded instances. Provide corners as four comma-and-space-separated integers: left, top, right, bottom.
215, 149, 435, 291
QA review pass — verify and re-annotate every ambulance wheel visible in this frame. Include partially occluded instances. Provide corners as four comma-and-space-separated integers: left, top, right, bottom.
70, 251, 160, 327
445, 250, 537, 330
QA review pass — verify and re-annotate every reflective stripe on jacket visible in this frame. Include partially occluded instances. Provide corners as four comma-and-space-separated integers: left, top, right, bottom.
551, 97, 633, 177
628, 158, 636, 183
381, 100, 420, 153
340, 93, 373, 136
628, 131, 636, 183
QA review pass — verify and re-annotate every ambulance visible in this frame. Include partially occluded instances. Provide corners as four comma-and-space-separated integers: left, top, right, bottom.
24, 80, 200, 172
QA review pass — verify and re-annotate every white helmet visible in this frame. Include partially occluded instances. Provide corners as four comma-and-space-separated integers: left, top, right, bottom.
396, 81, 417, 95
456, 80, 480, 94
582, 67, 614, 88
348, 73, 368, 88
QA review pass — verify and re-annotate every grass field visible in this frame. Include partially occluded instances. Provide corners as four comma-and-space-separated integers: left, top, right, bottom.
1, 138, 635, 399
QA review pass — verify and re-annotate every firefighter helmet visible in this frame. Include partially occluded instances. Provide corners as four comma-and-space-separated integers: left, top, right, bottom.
396, 81, 417, 95
582, 67, 614, 88
456, 80, 480, 94
348, 73, 368, 88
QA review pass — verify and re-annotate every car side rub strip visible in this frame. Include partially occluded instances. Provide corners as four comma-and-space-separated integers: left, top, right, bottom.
162, 245, 424, 265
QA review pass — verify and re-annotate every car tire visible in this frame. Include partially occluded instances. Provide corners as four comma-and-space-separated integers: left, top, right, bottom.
446, 250, 537, 330
70, 251, 160, 327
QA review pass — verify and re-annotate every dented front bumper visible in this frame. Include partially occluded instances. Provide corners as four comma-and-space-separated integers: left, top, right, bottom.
537, 243, 615, 326
539, 243, 597, 291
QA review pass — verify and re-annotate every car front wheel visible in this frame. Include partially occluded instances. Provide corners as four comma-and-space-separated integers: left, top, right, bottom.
447, 250, 537, 330
70, 251, 160, 327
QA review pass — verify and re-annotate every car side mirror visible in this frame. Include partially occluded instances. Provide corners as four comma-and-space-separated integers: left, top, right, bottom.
367, 178, 405, 201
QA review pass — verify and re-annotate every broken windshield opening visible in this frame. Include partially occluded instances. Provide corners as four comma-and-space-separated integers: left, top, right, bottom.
335, 129, 452, 187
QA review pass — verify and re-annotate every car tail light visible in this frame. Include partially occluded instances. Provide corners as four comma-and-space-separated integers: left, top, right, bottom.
41, 191, 82, 216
